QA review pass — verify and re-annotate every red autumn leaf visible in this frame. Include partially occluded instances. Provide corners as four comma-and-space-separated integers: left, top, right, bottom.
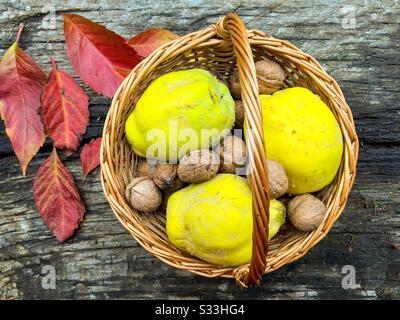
33, 148, 85, 242
41, 57, 89, 155
0, 24, 47, 175
128, 28, 180, 58
80, 137, 101, 179
64, 14, 141, 98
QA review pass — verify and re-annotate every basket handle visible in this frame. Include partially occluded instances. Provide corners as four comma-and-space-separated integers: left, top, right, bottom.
215, 13, 271, 287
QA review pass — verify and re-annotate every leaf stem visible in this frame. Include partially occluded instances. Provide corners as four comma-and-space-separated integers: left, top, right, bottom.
16, 23, 25, 44
50, 57, 57, 71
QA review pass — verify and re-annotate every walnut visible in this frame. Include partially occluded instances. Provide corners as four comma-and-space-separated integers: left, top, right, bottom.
246, 160, 288, 197
136, 160, 156, 178
125, 177, 162, 213
228, 70, 242, 100
216, 135, 247, 174
288, 194, 326, 231
234, 100, 244, 128
267, 160, 288, 198
153, 164, 179, 190
177, 149, 220, 183
255, 60, 286, 94
228, 59, 286, 99
161, 178, 186, 211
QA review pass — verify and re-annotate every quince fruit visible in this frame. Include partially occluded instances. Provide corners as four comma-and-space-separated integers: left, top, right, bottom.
259, 87, 343, 194
125, 68, 235, 162
166, 174, 286, 266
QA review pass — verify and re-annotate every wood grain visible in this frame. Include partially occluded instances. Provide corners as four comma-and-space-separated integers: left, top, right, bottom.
0, 0, 399, 299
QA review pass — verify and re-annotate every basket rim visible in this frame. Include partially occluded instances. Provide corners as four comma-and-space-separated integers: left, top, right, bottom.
100, 18, 359, 286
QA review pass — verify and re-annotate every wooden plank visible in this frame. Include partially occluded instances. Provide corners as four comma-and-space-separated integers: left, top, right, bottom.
0, 146, 398, 299
0, 0, 399, 155
0, 0, 399, 299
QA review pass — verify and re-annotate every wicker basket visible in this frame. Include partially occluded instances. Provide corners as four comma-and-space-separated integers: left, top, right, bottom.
100, 13, 359, 287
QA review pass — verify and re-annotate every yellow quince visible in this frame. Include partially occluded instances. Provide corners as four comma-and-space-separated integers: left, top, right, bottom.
258, 87, 343, 194
166, 174, 286, 266
125, 69, 235, 162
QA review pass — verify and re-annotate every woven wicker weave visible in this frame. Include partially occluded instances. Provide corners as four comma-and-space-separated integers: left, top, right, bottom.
100, 13, 359, 287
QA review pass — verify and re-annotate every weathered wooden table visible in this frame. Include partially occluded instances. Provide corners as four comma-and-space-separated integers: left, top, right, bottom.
0, 0, 399, 300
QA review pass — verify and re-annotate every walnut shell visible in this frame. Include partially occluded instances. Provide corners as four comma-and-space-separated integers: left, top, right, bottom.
125, 177, 162, 213
153, 164, 178, 190
234, 100, 244, 128
288, 194, 326, 231
161, 178, 186, 211
136, 161, 156, 178
177, 149, 220, 183
228, 70, 242, 100
267, 160, 288, 198
216, 135, 246, 174
228, 59, 286, 99
255, 60, 286, 94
